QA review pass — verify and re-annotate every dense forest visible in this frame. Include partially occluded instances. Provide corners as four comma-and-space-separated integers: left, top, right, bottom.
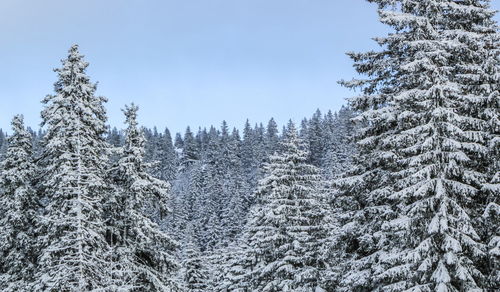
0, 0, 499, 291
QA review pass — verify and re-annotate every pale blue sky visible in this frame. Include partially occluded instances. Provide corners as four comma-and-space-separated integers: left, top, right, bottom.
0, 0, 498, 134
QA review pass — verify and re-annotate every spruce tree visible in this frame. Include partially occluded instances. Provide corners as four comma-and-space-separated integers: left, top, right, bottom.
220, 128, 250, 242
307, 109, 324, 166
241, 120, 257, 186
265, 118, 279, 155
181, 227, 208, 292
179, 127, 199, 171
35, 45, 110, 291
253, 123, 267, 169
218, 243, 253, 292
146, 127, 178, 183
336, 1, 499, 290
161, 128, 179, 182
0, 129, 6, 159
0, 115, 38, 291
323, 107, 356, 180
199, 126, 225, 249
107, 104, 179, 291
174, 133, 184, 149
242, 122, 330, 291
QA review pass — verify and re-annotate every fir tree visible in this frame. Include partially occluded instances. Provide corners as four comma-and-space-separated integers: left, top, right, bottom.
265, 118, 279, 155
299, 118, 309, 140
181, 227, 208, 292
241, 122, 330, 291
483, 119, 499, 290
336, 1, 499, 290
174, 133, 184, 149
241, 120, 257, 183
220, 127, 250, 242
107, 104, 179, 291
161, 128, 179, 182
180, 127, 199, 171
0, 129, 6, 159
218, 243, 253, 292
35, 44, 110, 291
323, 107, 356, 180
146, 127, 178, 183
0, 115, 38, 291
253, 123, 267, 168
307, 109, 325, 166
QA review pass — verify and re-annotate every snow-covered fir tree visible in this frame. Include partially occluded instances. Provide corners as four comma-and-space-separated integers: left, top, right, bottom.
217, 242, 253, 292
107, 103, 179, 291
195, 126, 224, 250
322, 106, 357, 180
173, 132, 183, 149
0, 129, 6, 159
335, 1, 499, 290
179, 127, 199, 171
240, 122, 330, 291
307, 109, 325, 166
265, 118, 279, 155
181, 226, 208, 292
220, 127, 251, 242
145, 127, 178, 183
34, 45, 111, 291
0, 115, 38, 291
241, 120, 259, 188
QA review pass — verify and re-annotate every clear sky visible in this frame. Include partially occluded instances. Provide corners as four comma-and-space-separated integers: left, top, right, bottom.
1, 0, 498, 134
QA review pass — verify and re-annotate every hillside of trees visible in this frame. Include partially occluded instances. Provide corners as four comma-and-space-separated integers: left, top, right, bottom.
0, 0, 499, 291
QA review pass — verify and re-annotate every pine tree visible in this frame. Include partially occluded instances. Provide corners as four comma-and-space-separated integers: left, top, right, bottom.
107, 104, 179, 291
34, 45, 110, 291
181, 164, 207, 244
161, 128, 179, 182
265, 118, 280, 156
0, 115, 38, 291
195, 127, 209, 155
174, 133, 184, 149
253, 123, 267, 169
181, 227, 208, 292
241, 122, 330, 291
307, 109, 325, 166
483, 115, 499, 290
218, 242, 253, 292
220, 127, 250, 242
0, 129, 6, 159
323, 107, 356, 180
198, 126, 224, 250
299, 118, 309, 140
146, 127, 178, 183
241, 120, 257, 184
336, 1, 499, 290
180, 127, 199, 171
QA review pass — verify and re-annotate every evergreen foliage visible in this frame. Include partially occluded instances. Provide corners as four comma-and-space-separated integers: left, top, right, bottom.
336, 1, 499, 290
0, 3, 497, 289
107, 104, 179, 291
240, 122, 330, 291
35, 45, 110, 291
0, 115, 38, 291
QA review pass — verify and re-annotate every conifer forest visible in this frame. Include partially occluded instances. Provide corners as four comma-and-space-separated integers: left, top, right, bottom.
0, 1, 499, 291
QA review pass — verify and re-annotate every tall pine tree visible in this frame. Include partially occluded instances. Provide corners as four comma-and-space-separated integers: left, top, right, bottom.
35, 45, 110, 291
336, 1, 499, 290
